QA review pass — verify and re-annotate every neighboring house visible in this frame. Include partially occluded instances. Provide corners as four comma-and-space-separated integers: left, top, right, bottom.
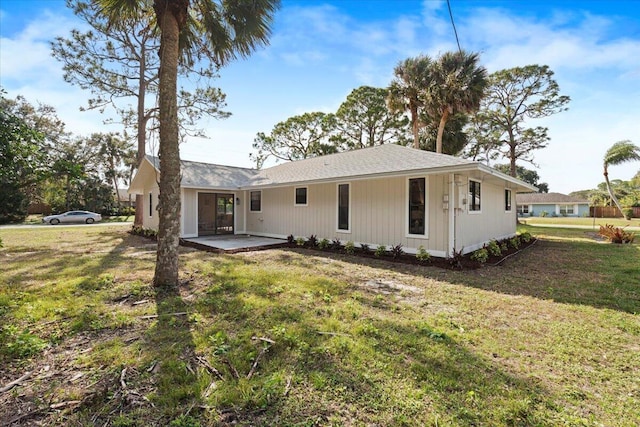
516, 192, 590, 217
116, 189, 136, 208
128, 144, 536, 257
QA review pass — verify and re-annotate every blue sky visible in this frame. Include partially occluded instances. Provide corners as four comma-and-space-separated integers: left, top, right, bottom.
1, 0, 639, 193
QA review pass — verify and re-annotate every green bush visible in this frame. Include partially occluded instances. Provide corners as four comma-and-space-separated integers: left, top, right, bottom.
1, 325, 47, 359
318, 238, 330, 249
390, 244, 404, 259
510, 236, 521, 249
374, 245, 387, 257
486, 240, 501, 257
416, 245, 431, 263
344, 241, 355, 255
471, 248, 489, 263
519, 231, 532, 243
295, 237, 306, 246
540, 211, 548, 217
623, 208, 634, 220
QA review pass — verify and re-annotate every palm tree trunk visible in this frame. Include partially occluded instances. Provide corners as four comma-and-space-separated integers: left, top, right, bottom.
436, 109, 449, 154
153, 0, 184, 289
603, 166, 626, 219
410, 104, 420, 149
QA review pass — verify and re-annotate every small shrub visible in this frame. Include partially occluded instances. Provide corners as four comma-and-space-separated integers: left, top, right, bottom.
344, 241, 355, 255
486, 240, 501, 257
307, 234, 318, 247
390, 244, 404, 259
519, 231, 532, 243
599, 224, 635, 244
360, 243, 370, 253
540, 211, 548, 217
318, 238, 330, 249
449, 248, 464, 269
510, 236, 521, 249
331, 238, 342, 250
170, 415, 201, 427
374, 245, 387, 257
416, 245, 431, 263
0, 236, 3, 247
471, 248, 489, 263
500, 242, 508, 253
623, 208, 634, 220
287, 234, 295, 244
295, 237, 306, 246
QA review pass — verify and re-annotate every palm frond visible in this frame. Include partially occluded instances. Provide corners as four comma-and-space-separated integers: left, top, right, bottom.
604, 140, 640, 168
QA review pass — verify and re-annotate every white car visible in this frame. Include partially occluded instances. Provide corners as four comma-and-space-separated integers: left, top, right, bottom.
42, 211, 102, 225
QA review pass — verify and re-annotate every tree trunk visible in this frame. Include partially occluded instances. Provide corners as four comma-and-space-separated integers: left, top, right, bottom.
436, 109, 449, 154
603, 166, 627, 220
153, 0, 184, 289
410, 104, 419, 149
134, 43, 147, 226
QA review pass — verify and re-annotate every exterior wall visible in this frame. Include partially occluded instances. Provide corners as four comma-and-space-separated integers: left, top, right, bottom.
246, 175, 450, 256
142, 181, 160, 230
456, 177, 517, 253
235, 192, 246, 233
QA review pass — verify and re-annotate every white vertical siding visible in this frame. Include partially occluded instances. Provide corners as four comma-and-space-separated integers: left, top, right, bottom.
457, 177, 517, 253
245, 175, 451, 256
182, 189, 197, 237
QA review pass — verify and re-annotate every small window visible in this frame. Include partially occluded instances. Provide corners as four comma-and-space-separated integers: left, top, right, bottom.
337, 183, 349, 231
517, 205, 529, 215
149, 193, 153, 217
408, 178, 426, 235
295, 187, 308, 206
469, 180, 481, 212
505, 189, 512, 211
250, 191, 261, 212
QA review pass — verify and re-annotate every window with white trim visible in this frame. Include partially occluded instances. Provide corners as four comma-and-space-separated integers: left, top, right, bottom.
505, 189, 512, 211
408, 178, 426, 235
149, 193, 153, 217
469, 180, 481, 212
250, 191, 261, 212
559, 204, 574, 215
337, 183, 350, 231
295, 187, 308, 206
517, 205, 529, 215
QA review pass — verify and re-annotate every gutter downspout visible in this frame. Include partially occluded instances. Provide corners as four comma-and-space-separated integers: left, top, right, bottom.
448, 173, 456, 257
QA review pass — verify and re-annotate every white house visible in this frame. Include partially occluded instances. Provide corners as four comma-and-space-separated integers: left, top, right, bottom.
128, 144, 536, 257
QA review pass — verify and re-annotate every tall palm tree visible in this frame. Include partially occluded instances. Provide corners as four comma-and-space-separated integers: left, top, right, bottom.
99, 0, 279, 288
423, 51, 487, 154
603, 140, 640, 219
387, 55, 432, 149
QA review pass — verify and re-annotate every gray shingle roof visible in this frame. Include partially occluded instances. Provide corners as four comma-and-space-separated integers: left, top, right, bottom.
146, 144, 534, 191
248, 144, 477, 187
516, 192, 589, 204
146, 155, 258, 189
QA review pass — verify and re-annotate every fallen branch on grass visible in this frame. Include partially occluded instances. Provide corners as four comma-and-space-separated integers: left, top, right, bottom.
139, 312, 188, 320
1, 371, 33, 393
196, 356, 225, 381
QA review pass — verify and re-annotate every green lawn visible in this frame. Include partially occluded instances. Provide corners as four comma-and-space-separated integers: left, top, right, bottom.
0, 226, 638, 426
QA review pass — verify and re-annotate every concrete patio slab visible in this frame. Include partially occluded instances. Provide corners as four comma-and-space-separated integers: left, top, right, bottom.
181, 234, 287, 252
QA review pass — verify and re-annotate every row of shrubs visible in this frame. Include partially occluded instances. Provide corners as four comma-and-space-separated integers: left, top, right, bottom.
130, 225, 158, 239
287, 234, 432, 264
469, 231, 533, 264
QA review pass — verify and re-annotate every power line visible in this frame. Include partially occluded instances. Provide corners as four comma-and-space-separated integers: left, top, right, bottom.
446, 0, 463, 54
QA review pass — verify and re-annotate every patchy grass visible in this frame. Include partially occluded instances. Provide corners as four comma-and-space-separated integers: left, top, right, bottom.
0, 226, 638, 426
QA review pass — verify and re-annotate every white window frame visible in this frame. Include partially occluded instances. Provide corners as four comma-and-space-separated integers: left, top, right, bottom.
517, 204, 530, 215
505, 189, 512, 212
406, 176, 429, 239
468, 179, 482, 214
250, 190, 262, 213
336, 182, 351, 233
294, 186, 308, 207
559, 204, 575, 216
